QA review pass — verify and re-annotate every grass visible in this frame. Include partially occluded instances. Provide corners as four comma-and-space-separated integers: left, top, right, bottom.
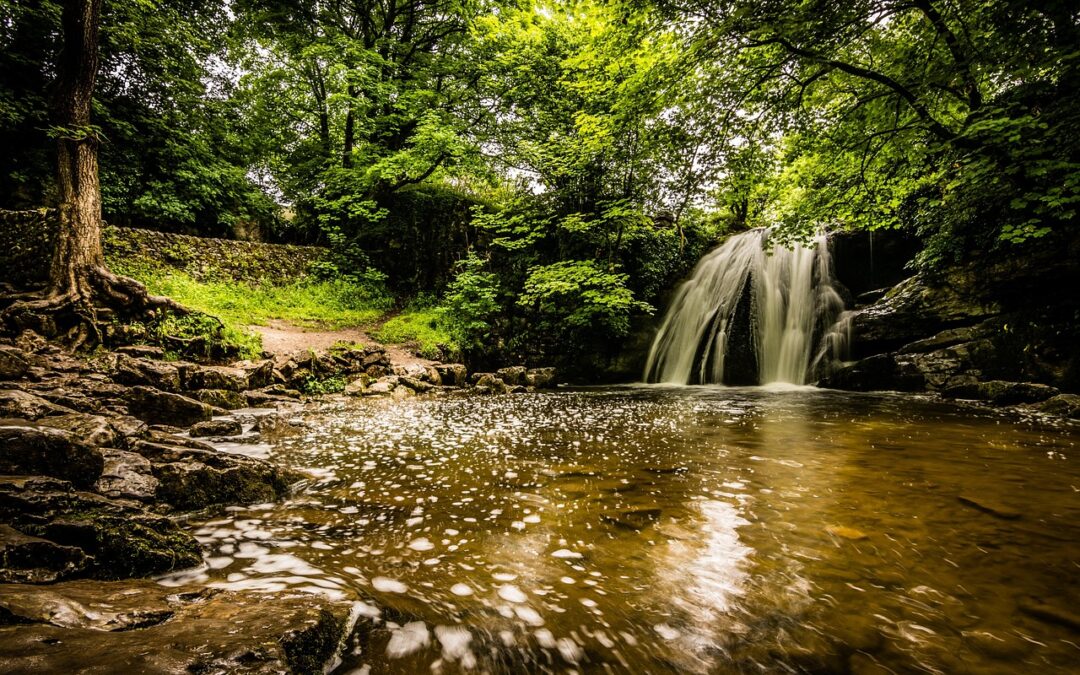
374, 307, 460, 360
112, 261, 394, 354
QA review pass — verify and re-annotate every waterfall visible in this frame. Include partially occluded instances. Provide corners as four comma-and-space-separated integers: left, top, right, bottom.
643, 229, 846, 385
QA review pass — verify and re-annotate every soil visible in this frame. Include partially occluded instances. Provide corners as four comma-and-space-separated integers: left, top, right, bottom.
251, 319, 437, 368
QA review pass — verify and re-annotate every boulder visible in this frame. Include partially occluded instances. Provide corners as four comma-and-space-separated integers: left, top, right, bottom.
140, 443, 291, 510
235, 359, 275, 389
192, 388, 248, 410
526, 367, 557, 388
0, 476, 201, 578
0, 581, 354, 675
0, 425, 104, 488
1030, 393, 1080, 419
36, 413, 120, 448
362, 380, 394, 397
941, 380, 1060, 405
182, 365, 249, 392
0, 347, 29, 380
474, 373, 508, 394
125, 386, 214, 427
435, 363, 468, 387
0, 389, 75, 420
398, 376, 432, 393
818, 354, 926, 392
257, 414, 302, 440
189, 418, 243, 438
497, 366, 528, 386
114, 345, 166, 359
0, 524, 88, 583
343, 375, 370, 396
93, 449, 159, 502
112, 354, 182, 392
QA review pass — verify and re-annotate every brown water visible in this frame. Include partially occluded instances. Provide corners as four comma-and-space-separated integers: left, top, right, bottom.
162, 386, 1080, 674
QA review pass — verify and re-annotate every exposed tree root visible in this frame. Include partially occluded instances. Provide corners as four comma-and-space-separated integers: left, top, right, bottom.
0, 265, 193, 349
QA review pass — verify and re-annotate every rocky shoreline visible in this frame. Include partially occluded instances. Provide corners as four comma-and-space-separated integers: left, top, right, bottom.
0, 330, 556, 673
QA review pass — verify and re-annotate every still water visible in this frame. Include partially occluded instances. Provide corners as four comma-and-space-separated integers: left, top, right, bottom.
162, 387, 1080, 674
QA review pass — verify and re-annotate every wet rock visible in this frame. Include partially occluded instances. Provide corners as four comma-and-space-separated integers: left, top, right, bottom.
114, 345, 166, 359
526, 367, 557, 388
398, 376, 432, 393
112, 354, 182, 392
0, 476, 201, 578
343, 375, 370, 396
0, 389, 75, 420
192, 388, 248, 410
257, 414, 302, 440
0, 425, 103, 488
93, 449, 158, 501
497, 366, 527, 386
36, 413, 120, 448
363, 381, 394, 397
146, 444, 291, 510
957, 495, 1021, 520
391, 386, 416, 401
474, 373, 508, 394
182, 364, 249, 392
189, 418, 243, 438
942, 380, 1059, 405
818, 353, 925, 392
236, 359, 275, 389
0, 347, 29, 380
0, 524, 88, 583
435, 363, 468, 387
0, 580, 354, 674
125, 386, 213, 427
1029, 393, 1080, 419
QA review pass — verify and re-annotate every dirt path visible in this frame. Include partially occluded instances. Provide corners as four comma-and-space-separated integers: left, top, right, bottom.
250, 319, 438, 368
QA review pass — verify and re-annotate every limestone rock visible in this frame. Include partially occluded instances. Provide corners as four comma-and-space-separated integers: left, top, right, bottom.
125, 386, 214, 427
942, 380, 1059, 405
0, 389, 75, 420
114, 345, 166, 359
818, 354, 925, 392
112, 354, 182, 392
94, 449, 159, 501
343, 375, 370, 396
182, 364, 249, 392
0, 580, 354, 674
0, 347, 29, 380
398, 376, 432, 393
0, 425, 104, 488
1030, 393, 1080, 419
192, 388, 248, 410
434, 363, 468, 387
141, 443, 291, 510
189, 418, 243, 437
0, 476, 201, 578
497, 366, 527, 386
36, 413, 121, 448
236, 359, 275, 389
0, 524, 88, 583
526, 367, 557, 388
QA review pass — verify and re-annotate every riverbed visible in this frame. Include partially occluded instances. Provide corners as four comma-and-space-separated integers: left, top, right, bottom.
161, 386, 1080, 673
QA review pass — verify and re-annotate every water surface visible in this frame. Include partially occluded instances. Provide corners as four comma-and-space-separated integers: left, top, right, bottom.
164, 387, 1080, 673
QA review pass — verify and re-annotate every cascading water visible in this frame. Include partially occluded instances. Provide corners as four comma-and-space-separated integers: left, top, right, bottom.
643, 229, 847, 385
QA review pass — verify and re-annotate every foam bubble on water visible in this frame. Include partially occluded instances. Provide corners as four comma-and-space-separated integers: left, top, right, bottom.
497, 584, 528, 603
552, 549, 582, 559
654, 623, 681, 640
385, 621, 429, 658
523, 514, 541, 523
450, 583, 473, 596
407, 537, 435, 551
513, 605, 544, 626
534, 628, 557, 648
434, 625, 475, 667
557, 637, 582, 664
372, 576, 408, 593
492, 572, 517, 581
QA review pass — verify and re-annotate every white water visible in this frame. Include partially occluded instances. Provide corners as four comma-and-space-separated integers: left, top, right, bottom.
643, 229, 846, 385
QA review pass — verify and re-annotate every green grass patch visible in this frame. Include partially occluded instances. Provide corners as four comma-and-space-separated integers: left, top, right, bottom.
113, 261, 394, 354
374, 307, 460, 360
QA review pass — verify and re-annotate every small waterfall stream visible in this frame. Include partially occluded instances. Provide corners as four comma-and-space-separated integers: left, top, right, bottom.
644, 229, 847, 385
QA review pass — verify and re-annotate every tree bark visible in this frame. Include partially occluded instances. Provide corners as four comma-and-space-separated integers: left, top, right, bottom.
50, 0, 105, 299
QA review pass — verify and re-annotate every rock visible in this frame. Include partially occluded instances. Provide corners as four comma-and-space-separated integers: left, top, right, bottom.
0, 524, 88, 583
526, 367, 557, 388
1030, 393, 1080, 419
363, 381, 394, 397
0, 476, 201, 578
257, 414, 302, 440
192, 388, 248, 410
818, 354, 926, 392
93, 449, 159, 501
391, 386, 415, 401
958, 495, 1021, 520
0, 347, 29, 380
36, 413, 120, 448
114, 345, 166, 359
144, 444, 292, 510
181, 364, 249, 392
112, 354, 182, 392
0, 425, 103, 488
343, 375, 370, 396
0, 580, 354, 674
0, 389, 75, 420
473, 373, 507, 394
189, 418, 243, 438
942, 380, 1059, 405
398, 376, 432, 393
497, 366, 528, 386
125, 386, 214, 427
435, 363, 468, 387
236, 359, 275, 389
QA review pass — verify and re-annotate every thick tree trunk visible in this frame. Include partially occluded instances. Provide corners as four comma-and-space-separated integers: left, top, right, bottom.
50, 0, 104, 299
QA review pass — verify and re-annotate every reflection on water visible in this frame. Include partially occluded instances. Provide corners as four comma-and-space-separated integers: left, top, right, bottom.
160, 386, 1080, 673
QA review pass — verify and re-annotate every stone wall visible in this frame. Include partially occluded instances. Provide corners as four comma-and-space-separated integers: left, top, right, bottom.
0, 209, 329, 286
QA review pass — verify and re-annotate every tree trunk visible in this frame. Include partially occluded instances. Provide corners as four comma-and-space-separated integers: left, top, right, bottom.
50, 0, 104, 299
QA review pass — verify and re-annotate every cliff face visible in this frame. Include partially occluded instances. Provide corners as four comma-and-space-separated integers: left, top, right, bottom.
821, 229, 1080, 411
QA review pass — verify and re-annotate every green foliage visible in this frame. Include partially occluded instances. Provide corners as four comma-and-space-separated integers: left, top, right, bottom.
299, 374, 348, 396
374, 305, 460, 361
439, 253, 503, 352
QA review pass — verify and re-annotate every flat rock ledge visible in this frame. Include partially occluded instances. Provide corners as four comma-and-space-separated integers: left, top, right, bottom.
0, 580, 356, 675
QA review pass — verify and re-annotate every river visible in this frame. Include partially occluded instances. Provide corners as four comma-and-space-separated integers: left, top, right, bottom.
161, 386, 1080, 673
